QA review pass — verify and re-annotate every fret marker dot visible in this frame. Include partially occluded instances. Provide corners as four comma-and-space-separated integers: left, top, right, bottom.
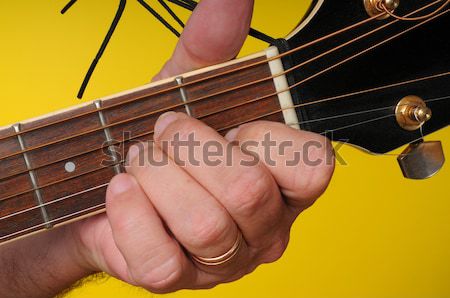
65, 162, 76, 173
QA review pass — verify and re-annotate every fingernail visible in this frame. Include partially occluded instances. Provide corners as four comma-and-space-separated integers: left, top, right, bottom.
225, 127, 240, 141
154, 112, 179, 139
109, 174, 137, 196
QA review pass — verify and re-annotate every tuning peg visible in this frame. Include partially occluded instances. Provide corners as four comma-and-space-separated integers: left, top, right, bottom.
397, 140, 445, 179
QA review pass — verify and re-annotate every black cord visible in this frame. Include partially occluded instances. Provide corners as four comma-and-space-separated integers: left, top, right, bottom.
60, 0, 78, 14
157, 0, 185, 28
61, 0, 127, 99
249, 28, 277, 45
167, 0, 196, 11
137, 0, 181, 37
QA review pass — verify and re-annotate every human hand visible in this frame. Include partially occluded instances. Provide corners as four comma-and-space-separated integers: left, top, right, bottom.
71, 0, 334, 293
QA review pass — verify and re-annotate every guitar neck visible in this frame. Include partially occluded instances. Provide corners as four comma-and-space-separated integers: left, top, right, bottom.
0, 46, 298, 245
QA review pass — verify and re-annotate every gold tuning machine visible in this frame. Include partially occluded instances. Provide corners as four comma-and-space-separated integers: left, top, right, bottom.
394, 95, 443, 179
364, 0, 400, 20
395, 95, 432, 131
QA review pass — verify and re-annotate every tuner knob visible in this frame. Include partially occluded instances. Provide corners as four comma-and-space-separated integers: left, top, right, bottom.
395, 95, 432, 131
397, 141, 445, 179
364, 0, 400, 20
412, 106, 432, 123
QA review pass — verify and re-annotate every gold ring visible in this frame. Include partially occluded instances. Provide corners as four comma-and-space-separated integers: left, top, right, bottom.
191, 231, 243, 266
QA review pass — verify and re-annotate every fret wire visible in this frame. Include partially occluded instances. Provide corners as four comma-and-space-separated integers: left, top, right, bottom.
12, 124, 52, 229
0, 70, 448, 189
0, 2, 444, 163
94, 100, 123, 174
175, 76, 192, 116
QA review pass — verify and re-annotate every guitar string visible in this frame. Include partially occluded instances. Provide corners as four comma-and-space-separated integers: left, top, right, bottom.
1, 93, 448, 223
318, 115, 395, 134
0, 3, 444, 167
0, 0, 442, 144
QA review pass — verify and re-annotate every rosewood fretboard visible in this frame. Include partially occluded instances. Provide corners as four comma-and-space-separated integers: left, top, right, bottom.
0, 49, 290, 245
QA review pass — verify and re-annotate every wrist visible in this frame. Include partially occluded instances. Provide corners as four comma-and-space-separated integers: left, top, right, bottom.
0, 225, 94, 298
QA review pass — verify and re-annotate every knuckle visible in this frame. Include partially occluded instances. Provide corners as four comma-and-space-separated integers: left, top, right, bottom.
174, 118, 199, 141
159, 116, 199, 142
260, 234, 289, 264
240, 121, 269, 138
111, 217, 133, 236
239, 121, 282, 141
131, 247, 184, 293
108, 208, 134, 236
226, 167, 272, 217
293, 136, 335, 204
189, 214, 230, 250
127, 143, 154, 170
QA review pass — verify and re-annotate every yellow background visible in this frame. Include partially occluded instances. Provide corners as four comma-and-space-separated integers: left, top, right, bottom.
1, 1, 449, 297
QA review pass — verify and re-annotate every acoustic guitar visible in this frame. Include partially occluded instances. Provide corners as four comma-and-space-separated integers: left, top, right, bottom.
0, 0, 448, 247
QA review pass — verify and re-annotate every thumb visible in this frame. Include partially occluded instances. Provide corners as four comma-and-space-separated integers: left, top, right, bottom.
153, 0, 254, 81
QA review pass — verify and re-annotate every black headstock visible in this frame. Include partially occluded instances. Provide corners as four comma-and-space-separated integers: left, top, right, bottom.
281, 0, 449, 154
